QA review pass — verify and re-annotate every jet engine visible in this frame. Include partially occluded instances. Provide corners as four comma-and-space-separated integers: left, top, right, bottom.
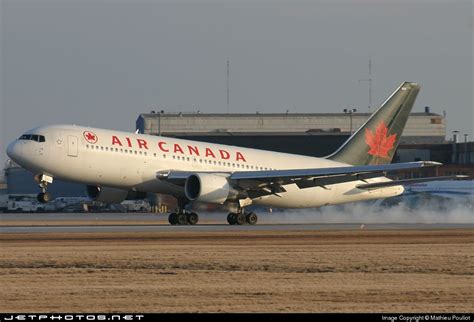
86, 185, 146, 203
185, 173, 241, 204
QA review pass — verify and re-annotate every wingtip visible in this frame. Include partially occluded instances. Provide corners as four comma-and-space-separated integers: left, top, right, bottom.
454, 175, 471, 179
420, 161, 443, 167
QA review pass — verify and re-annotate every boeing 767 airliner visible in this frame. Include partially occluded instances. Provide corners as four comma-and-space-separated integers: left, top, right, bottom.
6, 82, 463, 225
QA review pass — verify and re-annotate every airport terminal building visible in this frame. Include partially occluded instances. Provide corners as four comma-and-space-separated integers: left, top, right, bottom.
136, 109, 447, 157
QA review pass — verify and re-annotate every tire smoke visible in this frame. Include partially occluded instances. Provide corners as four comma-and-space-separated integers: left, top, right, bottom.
259, 196, 473, 224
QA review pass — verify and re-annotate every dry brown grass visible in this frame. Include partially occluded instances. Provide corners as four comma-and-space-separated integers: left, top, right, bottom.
0, 229, 473, 312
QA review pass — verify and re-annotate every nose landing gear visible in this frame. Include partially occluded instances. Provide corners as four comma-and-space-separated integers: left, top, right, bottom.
34, 174, 54, 203
37, 192, 52, 203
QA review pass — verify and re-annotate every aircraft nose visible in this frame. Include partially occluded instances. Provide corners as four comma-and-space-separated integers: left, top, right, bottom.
6, 140, 22, 163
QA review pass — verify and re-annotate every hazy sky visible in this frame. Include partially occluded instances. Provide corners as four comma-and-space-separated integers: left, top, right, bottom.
1, 0, 472, 167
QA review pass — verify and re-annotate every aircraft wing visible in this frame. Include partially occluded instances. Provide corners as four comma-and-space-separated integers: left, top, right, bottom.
229, 161, 441, 196
156, 161, 442, 197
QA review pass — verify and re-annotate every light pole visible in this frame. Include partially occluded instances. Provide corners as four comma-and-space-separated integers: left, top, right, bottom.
158, 110, 164, 136
464, 134, 469, 164
343, 108, 357, 135
452, 130, 460, 164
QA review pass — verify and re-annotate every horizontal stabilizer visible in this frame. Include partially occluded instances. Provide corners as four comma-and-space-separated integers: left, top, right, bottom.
356, 175, 469, 190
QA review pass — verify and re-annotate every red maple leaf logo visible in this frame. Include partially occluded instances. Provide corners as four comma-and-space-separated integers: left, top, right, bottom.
365, 121, 396, 158
83, 131, 98, 144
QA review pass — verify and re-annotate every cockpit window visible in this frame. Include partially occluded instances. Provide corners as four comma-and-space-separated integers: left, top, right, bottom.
19, 134, 45, 142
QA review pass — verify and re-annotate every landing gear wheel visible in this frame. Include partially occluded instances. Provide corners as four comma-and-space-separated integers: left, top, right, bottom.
37, 192, 52, 203
227, 213, 237, 225
168, 213, 178, 225
235, 213, 246, 225
177, 213, 188, 225
246, 212, 258, 225
187, 212, 199, 225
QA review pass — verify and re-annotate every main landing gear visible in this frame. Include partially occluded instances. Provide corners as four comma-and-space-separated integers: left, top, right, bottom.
168, 211, 199, 226
168, 210, 258, 226
227, 211, 258, 225
168, 198, 199, 225
167, 198, 258, 226
35, 174, 53, 203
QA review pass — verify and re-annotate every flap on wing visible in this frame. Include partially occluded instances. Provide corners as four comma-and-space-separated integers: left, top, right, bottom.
356, 175, 469, 190
295, 172, 384, 189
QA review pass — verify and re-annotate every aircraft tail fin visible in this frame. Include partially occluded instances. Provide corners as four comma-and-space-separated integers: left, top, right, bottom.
327, 82, 421, 166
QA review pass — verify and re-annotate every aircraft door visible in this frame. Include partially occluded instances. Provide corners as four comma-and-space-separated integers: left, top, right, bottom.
67, 135, 78, 157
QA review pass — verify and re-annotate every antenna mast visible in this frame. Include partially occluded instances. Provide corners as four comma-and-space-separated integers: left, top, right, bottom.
359, 58, 373, 112
226, 59, 230, 113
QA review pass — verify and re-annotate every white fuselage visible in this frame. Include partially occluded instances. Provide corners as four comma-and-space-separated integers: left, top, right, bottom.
6, 124, 404, 208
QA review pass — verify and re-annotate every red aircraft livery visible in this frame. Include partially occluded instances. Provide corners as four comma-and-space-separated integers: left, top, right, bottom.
365, 121, 396, 158
111, 135, 247, 162
83, 131, 98, 144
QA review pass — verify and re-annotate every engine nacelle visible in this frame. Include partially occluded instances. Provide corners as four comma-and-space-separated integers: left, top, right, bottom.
86, 185, 146, 204
185, 173, 234, 204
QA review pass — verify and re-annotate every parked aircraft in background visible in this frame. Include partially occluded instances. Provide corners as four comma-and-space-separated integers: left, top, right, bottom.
405, 180, 473, 198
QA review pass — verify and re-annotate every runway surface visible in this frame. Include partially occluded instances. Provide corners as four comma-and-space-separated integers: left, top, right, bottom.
1, 212, 473, 233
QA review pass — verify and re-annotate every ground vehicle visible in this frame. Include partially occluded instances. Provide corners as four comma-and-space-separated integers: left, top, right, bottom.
7, 199, 45, 212
121, 199, 151, 212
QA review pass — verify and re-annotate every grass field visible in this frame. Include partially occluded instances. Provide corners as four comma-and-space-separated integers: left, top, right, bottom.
0, 229, 473, 312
